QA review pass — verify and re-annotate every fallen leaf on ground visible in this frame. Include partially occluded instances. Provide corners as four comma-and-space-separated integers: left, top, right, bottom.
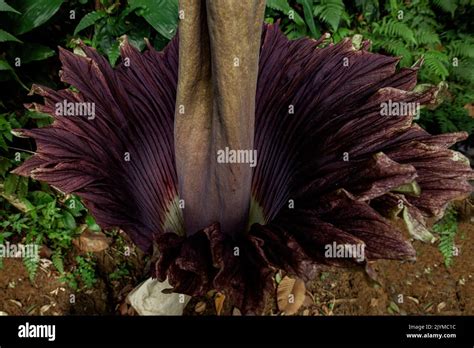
303, 294, 313, 307
275, 271, 282, 284
119, 302, 128, 316
277, 276, 305, 315
39, 245, 53, 258
195, 301, 206, 313
232, 307, 242, 316
40, 304, 51, 315
388, 301, 400, 314
321, 304, 333, 316
370, 298, 378, 307
73, 229, 111, 252
9, 299, 22, 308
214, 292, 225, 316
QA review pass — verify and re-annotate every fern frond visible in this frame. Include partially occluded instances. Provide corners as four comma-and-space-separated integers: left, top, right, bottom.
411, 14, 440, 30
266, 0, 305, 26
435, 112, 459, 133
23, 247, 40, 282
379, 40, 413, 66
266, 0, 290, 12
374, 18, 417, 45
313, 0, 345, 31
52, 250, 65, 274
433, 205, 458, 267
447, 41, 474, 58
415, 29, 440, 46
432, 0, 458, 16
422, 50, 450, 79
449, 57, 474, 84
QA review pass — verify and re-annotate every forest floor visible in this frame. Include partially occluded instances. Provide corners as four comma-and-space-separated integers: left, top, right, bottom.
0, 222, 473, 316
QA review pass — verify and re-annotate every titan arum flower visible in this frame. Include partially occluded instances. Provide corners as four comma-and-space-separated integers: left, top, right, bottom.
12, 0, 474, 313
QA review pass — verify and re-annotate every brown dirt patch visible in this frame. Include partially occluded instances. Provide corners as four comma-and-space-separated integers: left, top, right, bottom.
1, 223, 472, 316
0, 231, 147, 315
185, 222, 474, 316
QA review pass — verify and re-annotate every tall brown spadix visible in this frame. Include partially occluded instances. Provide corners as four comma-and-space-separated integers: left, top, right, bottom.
174, 0, 266, 235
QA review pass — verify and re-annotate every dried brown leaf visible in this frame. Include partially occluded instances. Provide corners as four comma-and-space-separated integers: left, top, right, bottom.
72, 229, 111, 252
215, 292, 226, 316
277, 276, 305, 315
195, 301, 206, 313
303, 294, 313, 307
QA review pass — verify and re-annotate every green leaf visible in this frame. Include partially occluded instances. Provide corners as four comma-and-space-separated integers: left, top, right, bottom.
62, 211, 77, 230
432, 0, 457, 17
423, 50, 449, 80
13, 0, 65, 35
374, 18, 416, 45
0, 136, 7, 150
23, 248, 39, 282
30, 190, 55, 205
432, 205, 457, 267
52, 251, 64, 274
0, 58, 12, 71
65, 195, 85, 217
26, 110, 52, 120
0, 232, 13, 244
0, 59, 28, 90
18, 43, 55, 63
74, 10, 107, 35
0, 29, 22, 43
0, 0, 20, 13
388, 301, 400, 313
266, 0, 305, 26
26, 110, 53, 127
16, 176, 28, 198
0, 59, 11, 71
313, 0, 344, 32
0, 157, 13, 176
128, 0, 178, 39
106, 40, 120, 67
127, 20, 151, 51
85, 214, 100, 232
298, 0, 320, 38
448, 41, 474, 59
4, 174, 19, 195
22, 198, 37, 219
380, 40, 413, 66
415, 29, 440, 46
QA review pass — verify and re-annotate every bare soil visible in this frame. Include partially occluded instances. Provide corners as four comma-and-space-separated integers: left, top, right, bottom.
0, 232, 147, 315
1, 223, 472, 316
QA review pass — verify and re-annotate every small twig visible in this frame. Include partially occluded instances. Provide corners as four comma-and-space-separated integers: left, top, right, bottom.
8, 146, 36, 155
333, 298, 358, 305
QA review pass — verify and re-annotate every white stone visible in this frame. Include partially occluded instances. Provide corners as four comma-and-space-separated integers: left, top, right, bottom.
127, 278, 190, 316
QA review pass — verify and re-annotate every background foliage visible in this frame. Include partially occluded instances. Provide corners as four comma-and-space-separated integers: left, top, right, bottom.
1, 0, 473, 280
